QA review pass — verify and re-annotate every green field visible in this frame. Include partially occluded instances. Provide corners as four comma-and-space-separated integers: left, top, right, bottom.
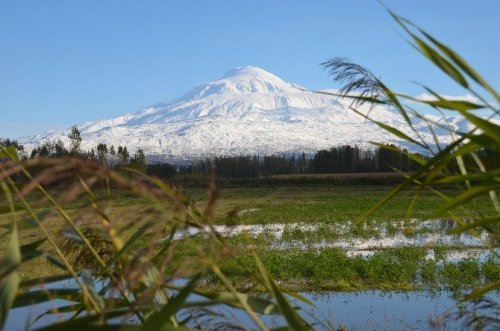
184, 184, 494, 224
1, 182, 498, 293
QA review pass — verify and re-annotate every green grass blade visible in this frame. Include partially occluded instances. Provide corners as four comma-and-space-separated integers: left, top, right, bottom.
465, 280, 500, 300
428, 98, 484, 112
0, 147, 19, 161
431, 184, 499, 217
431, 170, 500, 185
419, 30, 500, 102
142, 276, 199, 331
459, 112, 500, 143
449, 215, 500, 234
19, 275, 73, 289
33, 309, 143, 331
377, 80, 413, 126
359, 137, 465, 220
412, 36, 468, 88
0, 181, 21, 330
349, 107, 426, 148
20, 238, 46, 262
12, 289, 81, 308
193, 290, 281, 315
253, 253, 310, 331
101, 221, 156, 274
388, 12, 469, 88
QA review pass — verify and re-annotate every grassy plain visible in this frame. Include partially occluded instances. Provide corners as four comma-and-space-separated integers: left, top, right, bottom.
0, 180, 498, 292
185, 184, 495, 224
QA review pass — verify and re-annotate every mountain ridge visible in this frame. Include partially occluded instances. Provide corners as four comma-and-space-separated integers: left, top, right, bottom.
20, 66, 468, 161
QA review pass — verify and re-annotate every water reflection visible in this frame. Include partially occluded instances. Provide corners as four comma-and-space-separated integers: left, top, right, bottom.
6, 278, 499, 331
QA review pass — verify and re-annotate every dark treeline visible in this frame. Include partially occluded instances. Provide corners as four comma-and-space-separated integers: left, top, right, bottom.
2, 127, 148, 174
188, 144, 422, 178
2, 126, 498, 180
190, 154, 307, 178
446, 148, 499, 173
0, 138, 24, 151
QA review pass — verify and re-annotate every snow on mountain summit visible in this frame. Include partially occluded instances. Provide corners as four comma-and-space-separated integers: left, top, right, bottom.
177, 66, 304, 101
21, 66, 466, 161
221, 66, 289, 87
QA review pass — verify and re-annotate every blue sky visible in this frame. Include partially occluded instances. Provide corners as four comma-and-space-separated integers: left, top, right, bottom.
1, 0, 499, 138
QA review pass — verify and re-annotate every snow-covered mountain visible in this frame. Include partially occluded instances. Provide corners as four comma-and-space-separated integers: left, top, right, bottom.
21, 66, 469, 161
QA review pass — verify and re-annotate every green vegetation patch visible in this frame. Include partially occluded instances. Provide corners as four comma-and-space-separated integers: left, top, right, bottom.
221, 247, 498, 293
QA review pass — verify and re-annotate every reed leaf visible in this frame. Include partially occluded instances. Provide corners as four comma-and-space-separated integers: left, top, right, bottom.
0, 181, 20, 330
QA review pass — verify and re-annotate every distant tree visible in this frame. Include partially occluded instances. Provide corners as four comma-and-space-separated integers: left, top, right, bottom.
96, 143, 108, 164
134, 148, 145, 163
68, 125, 82, 156
147, 163, 177, 178
54, 139, 68, 157
0, 138, 24, 160
30, 141, 52, 158
130, 148, 146, 172
117, 146, 129, 165
110, 145, 116, 156
0, 138, 24, 151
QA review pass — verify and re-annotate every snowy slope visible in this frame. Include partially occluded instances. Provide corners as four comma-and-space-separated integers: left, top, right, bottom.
20, 66, 469, 161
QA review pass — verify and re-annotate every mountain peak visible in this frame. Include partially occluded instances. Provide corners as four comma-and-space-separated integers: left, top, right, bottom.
21, 66, 461, 160
175, 66, 294, 101
221, 66, 280, 80
187, 66, 293, 96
